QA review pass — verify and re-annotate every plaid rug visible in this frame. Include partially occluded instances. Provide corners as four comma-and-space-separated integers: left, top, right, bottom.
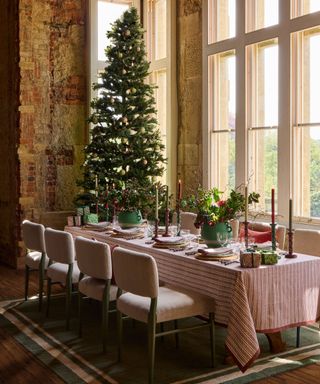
1, 297, 320, 384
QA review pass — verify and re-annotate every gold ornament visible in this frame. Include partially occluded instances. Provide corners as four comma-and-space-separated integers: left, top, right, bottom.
143, 159, 148, 165
131, 88, 136, 94
120, 169, 125, 176
124, 29, 131, 37
140, 127, 145, 134
122, 117, 128, 123
118, 52, 123, 59
126, 89, 131, 95
122, 69, 126, 75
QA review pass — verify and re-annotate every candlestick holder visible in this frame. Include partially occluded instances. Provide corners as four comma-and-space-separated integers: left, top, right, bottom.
270, 223, 277, 251
244, 220, 249, 249
176, 207, 181, 236
163, 208, 170, 237
285, 229, 297, 258
152, 218, 159, 240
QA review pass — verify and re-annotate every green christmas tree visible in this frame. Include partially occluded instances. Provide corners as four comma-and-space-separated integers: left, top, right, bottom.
81, 7, 166, 204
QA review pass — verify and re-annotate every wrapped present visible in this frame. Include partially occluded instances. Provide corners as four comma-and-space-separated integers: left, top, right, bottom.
260, 250, 278, 265
74, 215, 82, 226
240, 251, 261, 268
76, 207, 84, 216
83, 213, 99, 224
83, 205, 90, 215
67, 216, 74, 226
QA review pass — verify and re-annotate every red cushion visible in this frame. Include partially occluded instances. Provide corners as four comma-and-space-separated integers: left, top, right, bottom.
239, 227, 272, 243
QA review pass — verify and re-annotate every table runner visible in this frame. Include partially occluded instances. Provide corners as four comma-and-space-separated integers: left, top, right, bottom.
65, 226, 320, 372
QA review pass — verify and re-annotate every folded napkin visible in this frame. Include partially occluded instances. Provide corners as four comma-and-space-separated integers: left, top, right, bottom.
198, 247, 233, 256
83, 222, 112, 231
154, 236, 184, 245
256, 241, 278, 249
113, 227, 144, 236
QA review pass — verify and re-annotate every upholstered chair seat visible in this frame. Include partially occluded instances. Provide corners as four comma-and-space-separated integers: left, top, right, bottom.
79, 276, 118, 302
75, 236, 117, 352
118, 285, 214, 324
293, 229, 320, 256
47, 262, 80, 285
113, 247, 215, 384
22, 220, 48, 310
25, 251, 49, 270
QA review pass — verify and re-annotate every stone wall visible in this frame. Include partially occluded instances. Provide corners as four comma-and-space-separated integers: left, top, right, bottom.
19, 0, 87, 234
0, 0, 20, 267
177, 0, 202, 194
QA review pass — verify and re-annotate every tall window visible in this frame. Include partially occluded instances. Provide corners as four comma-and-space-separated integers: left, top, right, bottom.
145, 0, 177, 190
90, 0, 140, 101
204, 0, 320, 225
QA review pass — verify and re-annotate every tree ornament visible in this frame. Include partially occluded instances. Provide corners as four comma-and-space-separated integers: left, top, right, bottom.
143, 159, 148, 165
131, 88, 137, 94
118, 52, 123, 59
126, 89, 131, 95
122, 69, 127, 75
120, 169, 126, 176
137, 46, 141, 52
122, 117, 128, 124
124, 29, 131, 37
92, 115, 98, 124
110, 97, 115, 104
140, 127, 145, 134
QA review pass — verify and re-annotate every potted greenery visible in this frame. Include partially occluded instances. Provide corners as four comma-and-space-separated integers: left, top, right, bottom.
182, 186, 260, 247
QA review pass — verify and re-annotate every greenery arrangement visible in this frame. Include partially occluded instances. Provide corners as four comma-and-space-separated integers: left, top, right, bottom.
78, 7, 166, 214
182, 186, 260, 228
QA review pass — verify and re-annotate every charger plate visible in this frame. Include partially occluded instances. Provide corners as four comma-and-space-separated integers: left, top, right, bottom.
195, 253, 238, 261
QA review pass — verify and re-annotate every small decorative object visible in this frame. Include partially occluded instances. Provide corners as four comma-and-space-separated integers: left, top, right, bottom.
163, 185, 170, 237
285, 198, 297, 258
118, 210, 142, 229
240, 250, 261, 268
83, 213, 99, 224
83, 206, 90, 215
74, 215, 82, 226
67, 216, 74, 226
260, 250, 278, 265
153, 185, 159, 239
76, 207, 84, 216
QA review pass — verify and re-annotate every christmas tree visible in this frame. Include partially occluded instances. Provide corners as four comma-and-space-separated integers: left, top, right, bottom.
80, 7, 166, 204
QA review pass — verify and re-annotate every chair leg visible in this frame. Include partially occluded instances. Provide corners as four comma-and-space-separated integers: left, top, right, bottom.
46, 277, 52, 317
209, 313, 215, 367
66, 281, 72, 331
24, 266, 30, 301
102, 296, 110, 353
38, 262, 45, 312
174, 319, 179, 348
296, 326, 301, 348
78, 291, 83, 337
117, 310, 123, 362
148, 298, 157, 384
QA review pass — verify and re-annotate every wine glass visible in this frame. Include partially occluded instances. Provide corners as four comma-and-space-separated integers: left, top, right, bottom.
217, 232, 230, 248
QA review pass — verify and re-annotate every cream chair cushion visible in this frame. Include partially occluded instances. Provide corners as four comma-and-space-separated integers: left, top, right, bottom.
22, 220, 46, 253
45, 228, 75, 264
47, 262, 80, 284
79, 277, 118, 301
294, 229, 320, 256
117, 285, 215, 323
25, 251, 49, 269
75, 237, 112, 280
113, 248, 159, 298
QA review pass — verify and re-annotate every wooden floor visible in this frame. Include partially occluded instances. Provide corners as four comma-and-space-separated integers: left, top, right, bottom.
0, 263, 320, 384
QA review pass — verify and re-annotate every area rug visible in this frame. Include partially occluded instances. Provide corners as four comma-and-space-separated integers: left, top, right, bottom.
1, 297, 320, 384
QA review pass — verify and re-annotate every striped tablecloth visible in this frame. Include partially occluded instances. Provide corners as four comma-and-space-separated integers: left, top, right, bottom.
65, 226, 320, 372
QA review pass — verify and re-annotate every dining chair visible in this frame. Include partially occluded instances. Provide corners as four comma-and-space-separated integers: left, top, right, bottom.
44, 227, 80, 330
75, 236, 117, 352
240, 222, 286, 250
293, 228, 320, 347
112, 247, 215, 384
22, 220, 49, 311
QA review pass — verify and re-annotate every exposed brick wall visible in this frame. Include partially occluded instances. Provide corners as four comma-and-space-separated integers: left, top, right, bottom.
0, 0, 20, 267
19, 0, 87, 230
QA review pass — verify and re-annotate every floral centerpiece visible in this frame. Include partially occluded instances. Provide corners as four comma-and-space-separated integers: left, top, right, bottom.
182, 186, 260, 246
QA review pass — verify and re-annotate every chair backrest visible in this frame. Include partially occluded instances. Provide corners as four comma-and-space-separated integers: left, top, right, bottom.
246, 222, 286, 250
112, 247, 159, 298
293, 229, 320, 256
229, 219, 239, 240
44, 228, 75, 264
75, 236, 112, 280
180, 212, 200, 235
22, 220, 46, 253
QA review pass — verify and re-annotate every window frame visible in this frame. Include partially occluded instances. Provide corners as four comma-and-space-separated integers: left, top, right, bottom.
203, 0, 320, 227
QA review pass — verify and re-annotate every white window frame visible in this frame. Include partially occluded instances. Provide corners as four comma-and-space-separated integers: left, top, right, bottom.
203, 0, 320, 227
144, 0, 177, 195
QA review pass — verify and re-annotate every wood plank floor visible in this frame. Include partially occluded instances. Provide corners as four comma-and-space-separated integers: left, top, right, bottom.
0, 263, 320, 384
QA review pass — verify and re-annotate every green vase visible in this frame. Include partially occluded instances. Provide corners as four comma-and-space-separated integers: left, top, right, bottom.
118, 210, 142, 229
201, 221, 232, 248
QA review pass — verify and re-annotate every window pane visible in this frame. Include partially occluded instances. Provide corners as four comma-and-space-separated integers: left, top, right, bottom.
212, 132, 236, 191
291, 0, 320, 18
155, 0, 167, 60
98, 1, 130, 61
246, 0, 278, 32
250, 130, 278, 212
210, 52, 236, 131
208, 0, 236, 44
249, 40, 278, 127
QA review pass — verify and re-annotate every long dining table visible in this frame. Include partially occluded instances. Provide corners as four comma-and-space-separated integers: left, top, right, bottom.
65, 226, 320, 372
